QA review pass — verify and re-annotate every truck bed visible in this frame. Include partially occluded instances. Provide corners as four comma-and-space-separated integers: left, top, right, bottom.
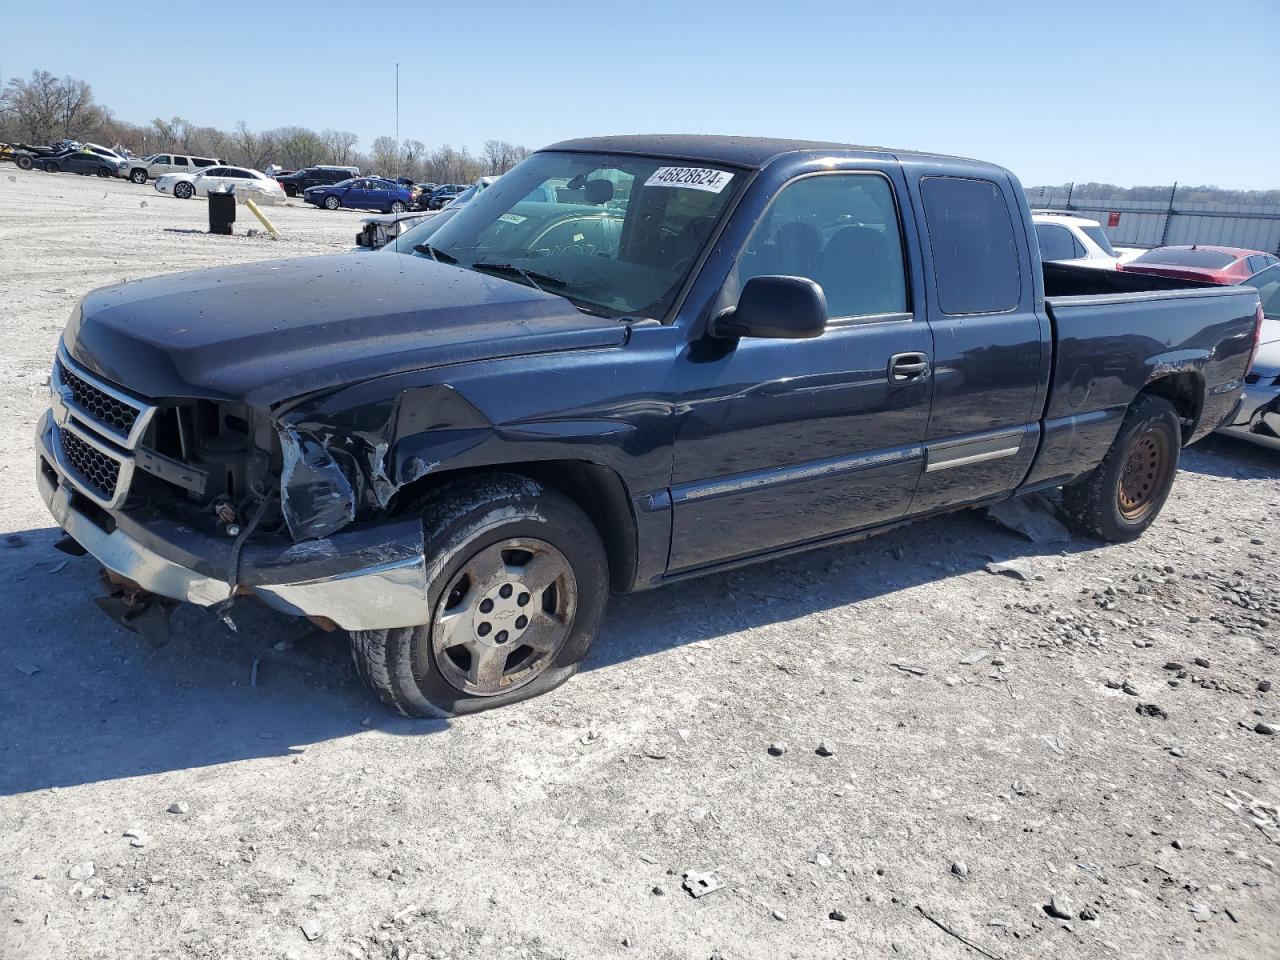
1019, 262, 1260, 490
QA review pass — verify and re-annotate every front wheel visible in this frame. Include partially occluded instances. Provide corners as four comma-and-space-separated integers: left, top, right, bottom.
173, 181, 193, 199
1062, 394, 1181, 542
348, 474, 609, 717
389, 200, 406, 214
129, 169, 147, 184
324, 195, 341, 210
96, 166, 113, 178
16, 154, 33, 170
44, 161, 60, 174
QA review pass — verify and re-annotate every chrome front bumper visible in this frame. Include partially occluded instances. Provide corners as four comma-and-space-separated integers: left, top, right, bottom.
36, 410, 431, 631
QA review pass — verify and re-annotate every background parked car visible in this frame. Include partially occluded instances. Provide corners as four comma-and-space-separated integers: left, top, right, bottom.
275, 165, 361, 197
120, 153, 222, 184
304, 177, 413, 213
154, 165, 285, 200
426, 183, 467, 209
0, 140, 69, 170
34, 143, 125, 177
1118, 245, 1278, 285
1218, 263, 1280, 449
1032, 211, 1122, 269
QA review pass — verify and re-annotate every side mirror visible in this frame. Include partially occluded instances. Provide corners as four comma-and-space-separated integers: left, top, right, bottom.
710, 275, 828, 340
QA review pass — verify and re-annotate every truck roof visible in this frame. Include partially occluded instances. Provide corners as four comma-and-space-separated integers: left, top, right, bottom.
543, 134, 988, 171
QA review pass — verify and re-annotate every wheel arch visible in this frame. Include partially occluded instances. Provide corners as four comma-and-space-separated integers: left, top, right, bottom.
1138, 371, 1204, 443
391, 460, 639, 592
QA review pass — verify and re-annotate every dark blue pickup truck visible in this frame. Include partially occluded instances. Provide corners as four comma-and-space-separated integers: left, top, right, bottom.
37, 135, 1262, 717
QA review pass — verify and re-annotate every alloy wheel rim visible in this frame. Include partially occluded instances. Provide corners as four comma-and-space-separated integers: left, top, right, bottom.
431, 537, 577, 696
1118, 426, 1170, 520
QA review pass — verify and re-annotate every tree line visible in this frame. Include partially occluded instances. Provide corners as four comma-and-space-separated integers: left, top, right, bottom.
1027, 181, 1280, 206
0, 69, 529, 183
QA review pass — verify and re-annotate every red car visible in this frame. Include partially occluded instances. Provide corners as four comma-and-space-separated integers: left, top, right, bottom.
1118, 245, 1279, 285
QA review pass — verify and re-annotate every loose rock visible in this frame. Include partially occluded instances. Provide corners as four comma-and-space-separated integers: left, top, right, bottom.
767, 742, 787, 757
67, 862, 94, 881
950, 861, 968, 878
167, 802, 189, 815
815, 741, 835, 757
1044, 895, 1073, 920
1255, 722, 1275, 736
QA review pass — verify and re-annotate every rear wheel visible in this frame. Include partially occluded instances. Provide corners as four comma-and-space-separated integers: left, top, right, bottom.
16, 154, 33, 170
129, 168, 147, 184
324, 195, 341, 210
1062, 394, 1181, 542
174, 181, 193, 199
96, 166, 113, 178
44, 161, 60, 173
390, 200, 406, 214
348, 474, 609, 717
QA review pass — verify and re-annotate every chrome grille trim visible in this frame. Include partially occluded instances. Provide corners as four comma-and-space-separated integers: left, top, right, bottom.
52, 345, 156, 450
48, 345, 156, 509
50, 418, 136, 510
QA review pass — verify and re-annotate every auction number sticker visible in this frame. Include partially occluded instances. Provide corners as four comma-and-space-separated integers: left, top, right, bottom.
499, 213, 527, 224
644, 167, 734, 193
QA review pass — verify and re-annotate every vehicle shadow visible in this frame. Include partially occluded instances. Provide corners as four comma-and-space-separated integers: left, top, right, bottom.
0, 525, 447, 797
586, 506, 1095, 672
0, 505, 1089, 796
1179, 433, 1280, 480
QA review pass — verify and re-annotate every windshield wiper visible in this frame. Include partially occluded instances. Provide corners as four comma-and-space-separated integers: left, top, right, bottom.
414, 243, 457, 263
470, 261, 567, 294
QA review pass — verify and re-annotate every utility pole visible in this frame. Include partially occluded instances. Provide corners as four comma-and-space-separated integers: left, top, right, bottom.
394, 62, 400, 174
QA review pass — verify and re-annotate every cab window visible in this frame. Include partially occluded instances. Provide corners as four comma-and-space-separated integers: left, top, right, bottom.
729, 173, 909, 319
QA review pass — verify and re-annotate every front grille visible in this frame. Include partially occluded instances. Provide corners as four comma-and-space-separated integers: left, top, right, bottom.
59, 428, 122, 500
59, 360, 140, 434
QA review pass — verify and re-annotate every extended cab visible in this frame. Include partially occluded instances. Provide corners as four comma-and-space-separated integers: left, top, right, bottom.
37, 136, 1262, 717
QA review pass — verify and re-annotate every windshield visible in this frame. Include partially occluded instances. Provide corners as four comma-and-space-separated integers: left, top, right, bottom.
417, 151, 742, 318
1248, 264, 1280, 318
1080, 225, 1117, 257
1133, 247, 1235, 268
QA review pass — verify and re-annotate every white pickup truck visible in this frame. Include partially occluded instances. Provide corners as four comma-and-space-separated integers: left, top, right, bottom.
121, 153, 223, 184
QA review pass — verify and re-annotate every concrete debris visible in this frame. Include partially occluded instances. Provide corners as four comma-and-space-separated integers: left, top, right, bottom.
985, 559, 1036, 582
124, 828, 151, 847
950, 861, 968, 878
984, 494, 1072, 544
300, 919, 325, 941
767, 742, 787, 757
67, 862, 94, 881
829, 909, 848, 921
1044, 894, 1074, 920
815, 741, 835, 757
682, 870, 723, 898
1255, 722, 1276, 736
168, 802, 189, 814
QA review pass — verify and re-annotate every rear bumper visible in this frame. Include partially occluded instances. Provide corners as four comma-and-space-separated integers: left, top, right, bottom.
36, 410, 431, 631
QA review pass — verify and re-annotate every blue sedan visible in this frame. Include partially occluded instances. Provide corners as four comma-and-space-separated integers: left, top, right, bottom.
303, 177, 415, 213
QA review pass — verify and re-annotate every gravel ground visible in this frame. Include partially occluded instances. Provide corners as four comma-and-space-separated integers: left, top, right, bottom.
0, 167, 1277, 960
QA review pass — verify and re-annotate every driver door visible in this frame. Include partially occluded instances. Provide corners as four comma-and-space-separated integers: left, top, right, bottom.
669, 167, 933, 572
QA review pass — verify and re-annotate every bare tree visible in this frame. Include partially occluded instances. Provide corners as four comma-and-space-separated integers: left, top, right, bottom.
322, 129, 359, 165
4, 70, 63, 143
370, 136, 398, 176
401, 138, 425, 179
232, 120, 276, 170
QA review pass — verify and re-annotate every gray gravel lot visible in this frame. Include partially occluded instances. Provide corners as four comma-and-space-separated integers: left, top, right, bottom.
0, 167, 1277, 960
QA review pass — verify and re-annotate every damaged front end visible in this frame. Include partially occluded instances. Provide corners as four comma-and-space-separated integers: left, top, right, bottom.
36, 348, 433, 641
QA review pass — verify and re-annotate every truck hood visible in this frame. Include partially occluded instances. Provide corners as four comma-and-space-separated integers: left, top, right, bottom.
65, 253, 626, 407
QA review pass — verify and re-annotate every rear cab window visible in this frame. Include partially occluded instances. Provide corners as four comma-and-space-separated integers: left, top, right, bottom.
920, 177, 1021, 315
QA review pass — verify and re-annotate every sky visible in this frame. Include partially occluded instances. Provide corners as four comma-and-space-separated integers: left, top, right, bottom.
3, 0, 1278, 189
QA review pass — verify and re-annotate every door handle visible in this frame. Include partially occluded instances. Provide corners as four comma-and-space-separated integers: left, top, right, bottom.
888, 352, 930, 383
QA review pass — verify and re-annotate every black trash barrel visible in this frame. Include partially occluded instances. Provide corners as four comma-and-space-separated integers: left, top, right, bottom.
208, 189, 236, 235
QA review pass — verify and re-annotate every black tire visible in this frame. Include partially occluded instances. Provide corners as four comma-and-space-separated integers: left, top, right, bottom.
16, 154, 33, 170
284, 185, 297, 198
1062, 394, 1181, 542
324, 195, 341, 210
390, 200, 406, 214
129, 168, 147, 184
348, 473, 609, 718
96, 166, 112, 178
174, 181, 193, 199
45, 161, 60, 174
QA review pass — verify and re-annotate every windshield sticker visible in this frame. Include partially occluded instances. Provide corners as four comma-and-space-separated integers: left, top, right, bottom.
644, 167, 734, 194
499, 213, 527, 224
